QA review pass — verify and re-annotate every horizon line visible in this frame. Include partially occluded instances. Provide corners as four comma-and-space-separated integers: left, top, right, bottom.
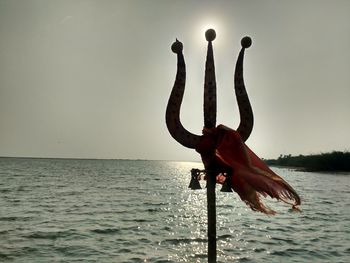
0, 155, 202, 163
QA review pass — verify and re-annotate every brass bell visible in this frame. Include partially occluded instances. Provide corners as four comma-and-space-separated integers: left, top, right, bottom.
220, 173, 233, 192
189, 169, 202, 190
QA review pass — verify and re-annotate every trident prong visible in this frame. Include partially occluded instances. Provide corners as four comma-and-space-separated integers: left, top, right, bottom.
203, 29, 217, 129
235, 36, 254, 141
165, 39, 201, 149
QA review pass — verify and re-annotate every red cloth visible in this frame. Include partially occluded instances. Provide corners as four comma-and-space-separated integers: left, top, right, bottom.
196, 125, 301, 215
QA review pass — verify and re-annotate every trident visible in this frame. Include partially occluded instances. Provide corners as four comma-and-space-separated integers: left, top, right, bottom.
166, 29, 253, 262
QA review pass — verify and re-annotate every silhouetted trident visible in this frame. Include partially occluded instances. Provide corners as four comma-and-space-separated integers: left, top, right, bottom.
166, 29, 253, 263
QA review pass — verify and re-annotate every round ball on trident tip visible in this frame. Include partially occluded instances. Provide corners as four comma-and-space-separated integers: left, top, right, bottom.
171, 39, 183, 54
205, 29, 216, 41
241, 36, 252, 48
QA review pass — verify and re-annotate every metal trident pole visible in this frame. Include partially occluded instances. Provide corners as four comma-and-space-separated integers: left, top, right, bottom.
203, 29, 217, 262
166, 29, 253, 263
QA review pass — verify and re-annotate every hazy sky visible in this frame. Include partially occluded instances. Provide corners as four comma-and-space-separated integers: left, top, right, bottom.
0, 0, 349, 161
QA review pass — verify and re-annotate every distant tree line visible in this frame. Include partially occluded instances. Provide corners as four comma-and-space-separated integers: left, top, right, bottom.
264, 151, 350, 172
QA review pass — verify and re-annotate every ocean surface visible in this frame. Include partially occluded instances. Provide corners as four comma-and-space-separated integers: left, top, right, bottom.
0, 158, 349, 263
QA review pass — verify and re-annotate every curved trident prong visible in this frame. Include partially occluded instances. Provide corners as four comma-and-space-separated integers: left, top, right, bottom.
165, 39, 201, 149
235, 37, 254, 141
166, 29, 254, 148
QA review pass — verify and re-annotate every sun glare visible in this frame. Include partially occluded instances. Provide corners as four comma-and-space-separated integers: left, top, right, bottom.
194, 19, 225, 48
201, 23, 217, 36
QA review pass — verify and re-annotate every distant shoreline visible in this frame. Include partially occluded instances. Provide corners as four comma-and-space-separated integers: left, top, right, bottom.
1, 153, 349, 172
264, 151, 350, 172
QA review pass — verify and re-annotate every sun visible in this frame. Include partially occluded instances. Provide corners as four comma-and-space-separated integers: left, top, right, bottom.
196, 19, 225, 46
201, 23, 217, 36
190, 18, 226, 49
200, 21, 222, 41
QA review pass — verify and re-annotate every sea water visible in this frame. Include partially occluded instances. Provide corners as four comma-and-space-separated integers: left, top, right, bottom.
0, 158, 349, 263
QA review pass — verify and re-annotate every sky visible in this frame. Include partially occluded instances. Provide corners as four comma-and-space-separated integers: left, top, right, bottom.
0, 0, 349, 161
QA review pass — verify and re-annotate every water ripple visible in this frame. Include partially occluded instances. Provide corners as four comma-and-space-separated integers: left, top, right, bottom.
0, 159, 349, 262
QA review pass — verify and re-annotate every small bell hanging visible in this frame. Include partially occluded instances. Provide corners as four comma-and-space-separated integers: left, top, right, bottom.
189, 169, 202, 190
220, 172, 233, 192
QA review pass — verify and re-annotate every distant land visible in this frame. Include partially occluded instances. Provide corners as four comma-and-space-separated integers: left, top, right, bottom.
264, 151, 350, 172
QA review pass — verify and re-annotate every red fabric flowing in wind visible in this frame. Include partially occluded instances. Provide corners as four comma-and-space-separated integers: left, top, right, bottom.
196, 125, 301, 215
